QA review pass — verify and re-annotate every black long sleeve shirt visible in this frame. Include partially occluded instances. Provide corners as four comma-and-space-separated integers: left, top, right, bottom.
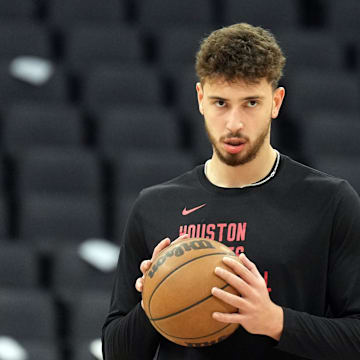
103, 154, 360, 359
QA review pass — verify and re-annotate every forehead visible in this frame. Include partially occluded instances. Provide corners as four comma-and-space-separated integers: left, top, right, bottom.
202, 77, 272, 97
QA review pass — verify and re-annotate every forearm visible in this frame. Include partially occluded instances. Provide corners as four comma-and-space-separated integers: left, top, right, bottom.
276, 308, 360, 360
102, 302, 160, 360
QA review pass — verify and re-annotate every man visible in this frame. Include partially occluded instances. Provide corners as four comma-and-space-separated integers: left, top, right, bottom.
102, 23, 360, 359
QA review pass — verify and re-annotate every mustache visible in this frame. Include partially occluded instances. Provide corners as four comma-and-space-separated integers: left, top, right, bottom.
220, 131, 249, 142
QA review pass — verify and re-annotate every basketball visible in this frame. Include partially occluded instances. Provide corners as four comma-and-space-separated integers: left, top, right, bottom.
142, 237, 240, 347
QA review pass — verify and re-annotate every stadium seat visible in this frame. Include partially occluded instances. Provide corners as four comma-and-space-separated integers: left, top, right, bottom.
65, 24, 144, 77
20, 342, 61, 360
0, 288, 60, 360
156, 27, 211, 72
67, 291, 111, 341
66, 291, 110, 360
112, 149, 194, 240
137, 0, 214, 30
0, 0, 36, 21
82, 65, 164, 116
0, 243, 38, 288
222, 0, 301, 32
112, 149, 195, 200
3, 103, 84, 156
97, 107, 182, 160
18, 195, 105, 242
48, 0, 126, 30
0, 21, 51, 61
327, 0, 360, 41
0, 63, 68, 111
71, 341, 103, 360
16, 148, 102, 198
51, 246, 115, 295
301, 112, 360, 159
0, 288, 57, 341
277, 30, 345, 75
285, 70, 360, 120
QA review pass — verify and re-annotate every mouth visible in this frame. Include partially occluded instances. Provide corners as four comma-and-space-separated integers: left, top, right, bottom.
223, 138, 247, 154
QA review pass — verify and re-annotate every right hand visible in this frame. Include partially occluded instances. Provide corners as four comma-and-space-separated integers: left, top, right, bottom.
135, 234, 189, 309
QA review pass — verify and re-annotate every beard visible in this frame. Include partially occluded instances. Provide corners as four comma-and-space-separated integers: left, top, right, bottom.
205, 118, 272, 167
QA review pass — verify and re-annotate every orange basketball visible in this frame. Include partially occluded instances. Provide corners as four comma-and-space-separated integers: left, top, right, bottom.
142, 238, 240, 347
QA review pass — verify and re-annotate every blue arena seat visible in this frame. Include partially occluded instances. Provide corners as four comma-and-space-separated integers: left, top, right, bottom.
0, 63, 68, 111
0, 243, 39, 288
16, 148, 102, 198
97, 106, 182, 160
137, 0, 214, 30
3, 103, 84, 156
48, 0, 126, 29
82, 65, 164, 116
0, 0, 36, 21
0, 21, 51, 61
222, 0, 301, 33
65, 24, 144, 77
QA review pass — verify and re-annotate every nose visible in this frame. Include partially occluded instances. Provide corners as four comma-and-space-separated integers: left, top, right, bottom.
225, 107, 244, 133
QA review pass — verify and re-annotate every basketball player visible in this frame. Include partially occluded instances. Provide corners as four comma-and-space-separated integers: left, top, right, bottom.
102, 23, 360, 359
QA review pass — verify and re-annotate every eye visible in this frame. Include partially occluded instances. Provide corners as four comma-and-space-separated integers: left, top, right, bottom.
247, 100, 258, 108
215, 100, 226, 108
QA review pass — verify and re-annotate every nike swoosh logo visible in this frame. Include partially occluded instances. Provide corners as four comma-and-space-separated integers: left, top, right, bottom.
182, 203, 206, 216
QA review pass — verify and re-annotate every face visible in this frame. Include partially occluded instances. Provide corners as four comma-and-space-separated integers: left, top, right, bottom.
196, 78, 285, 166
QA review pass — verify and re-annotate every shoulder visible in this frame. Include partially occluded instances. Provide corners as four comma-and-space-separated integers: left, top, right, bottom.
281, 154, 352, 190
132, 165, 203, 208
279, 154, 360, 210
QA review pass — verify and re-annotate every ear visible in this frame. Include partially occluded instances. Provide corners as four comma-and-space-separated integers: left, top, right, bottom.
196, 82, 204, 115
271, 87, 285, 119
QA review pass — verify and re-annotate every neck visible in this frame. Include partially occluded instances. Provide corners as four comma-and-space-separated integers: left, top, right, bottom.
205, 145, 278, 188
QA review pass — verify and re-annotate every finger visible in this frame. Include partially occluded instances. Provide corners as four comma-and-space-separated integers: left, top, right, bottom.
239, 253, 262, 278
212, 311, 243, 324
140, 260, 152, 275
223, 256, 256, 285
172, 233, 190, 245
211, 286, 248, 309
214, 266, 250, 295
135, 277, 144, 292
151, 237, 171, 261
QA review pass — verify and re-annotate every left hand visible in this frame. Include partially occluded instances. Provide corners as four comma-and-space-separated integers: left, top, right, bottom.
211, 253, 284, 341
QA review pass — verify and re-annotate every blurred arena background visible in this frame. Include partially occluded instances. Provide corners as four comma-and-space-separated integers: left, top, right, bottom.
0, 0, 359, 359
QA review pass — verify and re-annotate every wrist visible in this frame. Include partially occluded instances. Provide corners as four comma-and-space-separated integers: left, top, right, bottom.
267, 304, 284, 341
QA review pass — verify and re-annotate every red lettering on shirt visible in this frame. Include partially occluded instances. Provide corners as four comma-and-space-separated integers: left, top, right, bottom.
236, 222, 247, 241
217, 223, 227, 242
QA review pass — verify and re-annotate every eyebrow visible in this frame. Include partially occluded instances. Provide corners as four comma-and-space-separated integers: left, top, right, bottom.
207, 95, 265, 101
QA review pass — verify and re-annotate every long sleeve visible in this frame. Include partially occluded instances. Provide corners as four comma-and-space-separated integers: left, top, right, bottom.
276, 181, 360, 359
102, 196, 161, 360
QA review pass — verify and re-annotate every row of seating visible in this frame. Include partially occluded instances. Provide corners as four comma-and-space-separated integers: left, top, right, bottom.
1, 0, 359, 33
1, 104, 360, 160
1, 149, 360, 243
1, 64, 360, 119
0, 236, 115, 360
0, 147, 196, 240
0, 288, 110, 360
1, 21, 360, 70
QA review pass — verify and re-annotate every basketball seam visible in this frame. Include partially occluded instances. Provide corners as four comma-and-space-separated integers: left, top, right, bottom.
155, 322, 236, 341
149, 283, 231, 321
147, 251, 236, 320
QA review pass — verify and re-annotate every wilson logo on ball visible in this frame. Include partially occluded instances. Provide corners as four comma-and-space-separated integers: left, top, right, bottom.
148, 239, 216, 279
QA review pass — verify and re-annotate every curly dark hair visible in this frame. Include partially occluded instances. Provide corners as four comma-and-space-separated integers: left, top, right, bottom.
195, 23, 286, 88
